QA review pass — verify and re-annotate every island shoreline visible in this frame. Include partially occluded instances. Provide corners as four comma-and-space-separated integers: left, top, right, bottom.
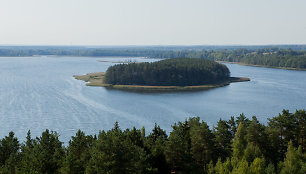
74, 72, 250, 92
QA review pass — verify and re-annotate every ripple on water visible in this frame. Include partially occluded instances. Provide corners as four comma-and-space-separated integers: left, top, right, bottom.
0, 57, 305, 144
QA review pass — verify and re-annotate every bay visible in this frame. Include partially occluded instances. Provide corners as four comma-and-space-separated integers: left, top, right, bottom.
0, 56, 305, 144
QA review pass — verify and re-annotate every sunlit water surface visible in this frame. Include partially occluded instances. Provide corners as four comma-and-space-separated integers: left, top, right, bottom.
0, 56, 305, 144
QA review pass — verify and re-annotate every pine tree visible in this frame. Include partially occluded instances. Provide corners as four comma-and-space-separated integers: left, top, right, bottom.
0, 132, 20, 173
231, 159, 249, 174
214, 158, 232, 174
189, 117, 215, 172
214, 119, 232, 160
294, 109, 306, 152
268, 110, 296, 160
279, 141, 306, 174
232, 122, 247, 160
20, 130, 35, 173
86, 124, 149, 174
61, 130, 94, 174
165, 121, 194, 173
38, 129, 65, 174
243, 143, 262, 165
265, 163, 276, 174
228, 116, 237, 138
249, 157, 265, 174
145, 124, 169, 173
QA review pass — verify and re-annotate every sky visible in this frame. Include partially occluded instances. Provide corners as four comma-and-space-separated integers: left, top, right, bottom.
1, 0, 306, 46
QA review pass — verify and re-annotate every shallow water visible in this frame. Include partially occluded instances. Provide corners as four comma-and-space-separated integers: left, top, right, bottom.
0, 56, 305, 144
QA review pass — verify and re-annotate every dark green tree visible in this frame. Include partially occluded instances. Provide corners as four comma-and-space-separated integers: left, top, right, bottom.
0, 132, 20, 174
165, 121, 194, 174
214, 119, 233, 160
145, 124, 169, 174
61, 130, 94, 174
232, 123, 247, 160
86, 123, 149, 174
268, 110, 296, 160
279, 141, 306, 174
189, 117, 215, 172
294, 109, 306, 152
19, 129, 65, 174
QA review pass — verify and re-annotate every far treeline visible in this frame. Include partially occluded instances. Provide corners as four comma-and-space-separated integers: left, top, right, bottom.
1, 46, 306, 69
0, 109, 305, 174
104, 58, 230, 86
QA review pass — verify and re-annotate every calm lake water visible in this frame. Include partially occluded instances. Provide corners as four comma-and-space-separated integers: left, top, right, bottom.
0, 56, 305, 144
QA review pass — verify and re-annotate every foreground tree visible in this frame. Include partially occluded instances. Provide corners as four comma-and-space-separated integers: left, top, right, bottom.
189, 117, 215, 172
279, 141, 306, 174
0, 109, 305, 174
214, 119, 232, 161
165, 120, 194, 173
86, 123, 150, 174
145, 124, 169, 173
61, 130, 94, 174
232, 123, 247, 161
268, 110, 296, 160
19, 129, 64, 174
0, 132, 20, 174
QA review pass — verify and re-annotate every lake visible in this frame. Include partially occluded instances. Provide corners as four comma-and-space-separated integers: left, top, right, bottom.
0, 56, 305, 144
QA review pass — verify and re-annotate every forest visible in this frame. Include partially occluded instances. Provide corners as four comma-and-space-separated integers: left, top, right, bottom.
0, 109, 305, 174
189, 49, 306, 69
0, 46, 306, 69
104, 58, 230, 86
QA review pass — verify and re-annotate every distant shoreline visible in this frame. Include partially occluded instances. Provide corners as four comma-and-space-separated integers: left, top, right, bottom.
216, 61, 306, 71
73, 72, 250, 92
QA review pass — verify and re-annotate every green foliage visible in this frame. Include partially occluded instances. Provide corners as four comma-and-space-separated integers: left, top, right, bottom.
86, 124, 150, 174
214, 119, 233, 160
249, 157, 266, 174
145, 124, 169, 173
165, 120, 194, 173
214, 158, 232, 174
231, 158, 249, 174
2, 46, 306, 69
268, 109, 299, 160
279, 141, 306, 174
208, 49, 306, 69
232, 123, 247, 160
0, 132, 19, 166
189, 118, 215, 172
0, 132, 19, 174
16, 129, 64, 174
0, 109, 305, 174
37, 130, 65, 174
104, 58, 230, 86
243, 143, 262, 165
265, 163, 276, 174
61, 130, 94, 174
294, 110, 306, 152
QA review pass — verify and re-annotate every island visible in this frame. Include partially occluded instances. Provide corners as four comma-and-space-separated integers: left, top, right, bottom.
74, 58, 250, 91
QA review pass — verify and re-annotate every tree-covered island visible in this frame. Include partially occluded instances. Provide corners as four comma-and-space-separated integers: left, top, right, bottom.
74, 58, 249, 91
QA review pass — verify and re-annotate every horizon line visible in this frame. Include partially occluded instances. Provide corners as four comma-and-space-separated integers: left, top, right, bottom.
1, 44, 306, 47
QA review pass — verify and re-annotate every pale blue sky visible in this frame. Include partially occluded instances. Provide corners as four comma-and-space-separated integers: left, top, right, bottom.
1, 0, 306, 45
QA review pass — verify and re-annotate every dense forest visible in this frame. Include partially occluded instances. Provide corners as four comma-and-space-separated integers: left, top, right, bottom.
104, 58, 230, 86
189, 49, 306, 69
0, 109, 305, 174
146, 48, 306, 69
1, 46, 306, 69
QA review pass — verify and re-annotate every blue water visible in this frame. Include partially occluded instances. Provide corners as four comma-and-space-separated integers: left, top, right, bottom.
0, 56, 305, 144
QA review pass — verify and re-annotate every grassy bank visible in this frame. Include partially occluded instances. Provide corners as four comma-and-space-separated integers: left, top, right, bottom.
74, 72, 250, 92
